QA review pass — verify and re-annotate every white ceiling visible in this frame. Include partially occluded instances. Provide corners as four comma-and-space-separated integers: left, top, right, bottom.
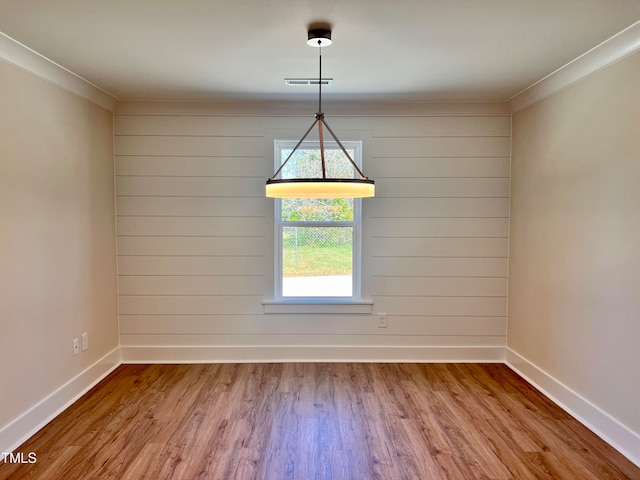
1, 0, 639, 103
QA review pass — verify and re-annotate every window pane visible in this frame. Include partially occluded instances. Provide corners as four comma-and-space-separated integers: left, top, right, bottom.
280, 147, 356, 222
282, 197, 354, 222
282, 226, 353, 297
280, 147, 356, 180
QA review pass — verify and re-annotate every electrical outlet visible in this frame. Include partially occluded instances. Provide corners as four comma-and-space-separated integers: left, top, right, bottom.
82, 332, 88, 351
377, 313, 388, 328
73, 338, 79, 356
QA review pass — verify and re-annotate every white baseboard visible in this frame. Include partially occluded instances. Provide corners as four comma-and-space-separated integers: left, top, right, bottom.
120, 345, 505, 364
505, 347, 640, 468
0, 347, 121, 454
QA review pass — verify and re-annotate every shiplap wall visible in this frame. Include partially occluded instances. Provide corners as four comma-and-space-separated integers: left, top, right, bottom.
115, 104, 510, 362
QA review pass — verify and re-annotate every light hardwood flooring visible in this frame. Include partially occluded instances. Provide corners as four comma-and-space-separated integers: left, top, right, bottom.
1, 363, 638, 479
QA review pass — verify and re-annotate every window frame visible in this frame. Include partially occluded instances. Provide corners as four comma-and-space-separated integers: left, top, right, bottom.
273, 139, 363, 303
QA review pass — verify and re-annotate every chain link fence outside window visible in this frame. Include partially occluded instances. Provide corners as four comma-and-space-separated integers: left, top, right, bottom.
283, 226, 353, 277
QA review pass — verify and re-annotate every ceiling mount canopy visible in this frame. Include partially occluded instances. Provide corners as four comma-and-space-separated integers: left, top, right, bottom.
266, 27, 375, 199
307, 27, 333, 47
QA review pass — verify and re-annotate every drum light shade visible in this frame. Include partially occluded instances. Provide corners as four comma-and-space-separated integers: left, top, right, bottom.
266, 178, 375, 198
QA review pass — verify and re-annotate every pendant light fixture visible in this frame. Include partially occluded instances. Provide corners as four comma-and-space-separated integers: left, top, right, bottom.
266, 27, 375, 199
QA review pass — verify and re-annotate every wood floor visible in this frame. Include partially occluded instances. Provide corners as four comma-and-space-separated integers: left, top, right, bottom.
1, 363, 638, 480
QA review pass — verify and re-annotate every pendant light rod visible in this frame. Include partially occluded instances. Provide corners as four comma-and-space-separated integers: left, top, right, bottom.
318, 45, 322, 114
318, 114, 327, 178
321, 117, 368, 180
317, 44, 326, 178
268, 118, 319, 180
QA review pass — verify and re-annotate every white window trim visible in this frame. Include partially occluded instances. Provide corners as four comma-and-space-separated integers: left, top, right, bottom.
272, 139, 366, 305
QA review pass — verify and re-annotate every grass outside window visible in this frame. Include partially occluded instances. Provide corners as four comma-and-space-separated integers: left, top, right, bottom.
283, 245, 352, 277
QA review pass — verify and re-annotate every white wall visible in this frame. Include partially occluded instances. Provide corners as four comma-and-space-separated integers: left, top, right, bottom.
115, 102, 511, 362
508, 51, 640, 461
0, 59, 118, 450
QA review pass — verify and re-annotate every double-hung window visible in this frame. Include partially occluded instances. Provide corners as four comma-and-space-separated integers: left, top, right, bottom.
274, 139, 363, 301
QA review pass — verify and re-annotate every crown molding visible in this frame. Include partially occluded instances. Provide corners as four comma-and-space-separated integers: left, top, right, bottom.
0, 31, 117, 111
509, 20, 640, 112
114, 99, 511, 117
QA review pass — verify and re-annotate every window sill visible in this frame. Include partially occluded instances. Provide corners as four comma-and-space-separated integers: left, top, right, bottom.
262, 300, 373, 315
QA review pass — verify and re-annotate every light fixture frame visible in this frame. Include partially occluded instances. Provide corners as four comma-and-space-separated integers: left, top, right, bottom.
266, 28, 375, 199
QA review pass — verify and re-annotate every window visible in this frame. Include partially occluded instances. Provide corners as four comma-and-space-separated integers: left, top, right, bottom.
274, 139, 363, 301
